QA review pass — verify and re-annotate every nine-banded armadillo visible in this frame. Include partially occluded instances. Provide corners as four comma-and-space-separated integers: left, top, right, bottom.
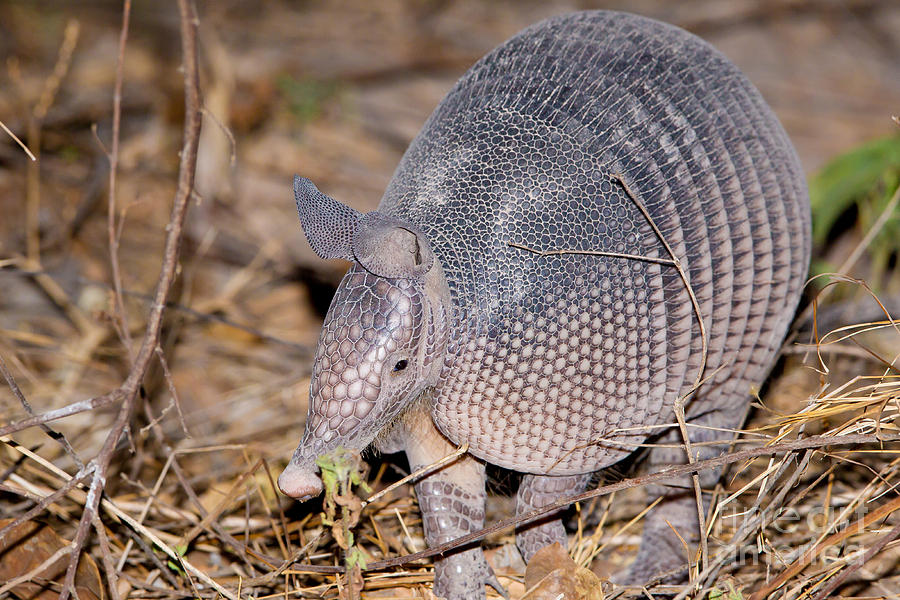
278, 10, 810, 598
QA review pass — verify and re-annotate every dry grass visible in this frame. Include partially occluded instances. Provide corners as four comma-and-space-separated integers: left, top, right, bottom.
3, 292, 898, 600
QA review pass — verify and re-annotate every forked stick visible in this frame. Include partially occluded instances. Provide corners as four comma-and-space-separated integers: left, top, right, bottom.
55, 1, 203, 598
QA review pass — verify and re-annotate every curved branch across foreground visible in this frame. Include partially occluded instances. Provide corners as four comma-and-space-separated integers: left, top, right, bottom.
58, 1, 203, 598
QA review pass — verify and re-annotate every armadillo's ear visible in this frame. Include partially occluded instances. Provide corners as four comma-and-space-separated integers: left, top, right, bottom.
293, 176, 362, 261
353, 213, 434, 279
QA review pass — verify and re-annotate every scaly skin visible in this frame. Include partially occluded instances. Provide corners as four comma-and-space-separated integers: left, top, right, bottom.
279, 11, 812, 598
401, 404, 505, 599
515, 473, 592, 562
617, 489, 700, 584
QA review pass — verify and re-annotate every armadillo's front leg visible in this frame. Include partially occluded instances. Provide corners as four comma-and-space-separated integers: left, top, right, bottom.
515, 473, 591, 562
400, 405, 505, 600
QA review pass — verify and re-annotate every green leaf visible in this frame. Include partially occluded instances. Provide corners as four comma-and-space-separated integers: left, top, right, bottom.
708, 581, 743, 600
809, 135, 900, 246
165, 544, 189, 575
346, 547, 368, 570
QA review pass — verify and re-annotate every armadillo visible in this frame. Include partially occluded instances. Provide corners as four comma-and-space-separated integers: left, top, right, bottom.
278, 10, 810, 598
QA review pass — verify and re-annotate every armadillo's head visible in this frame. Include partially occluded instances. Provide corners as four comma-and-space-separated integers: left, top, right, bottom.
278, 177, 451, 501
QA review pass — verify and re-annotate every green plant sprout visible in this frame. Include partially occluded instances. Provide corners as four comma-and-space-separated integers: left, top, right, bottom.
165, 544, 188, 575
708, 580, 744, 600
316, 447, 372, 598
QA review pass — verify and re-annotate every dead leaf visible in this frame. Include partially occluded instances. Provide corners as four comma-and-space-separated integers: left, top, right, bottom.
0, 519, 104, 600
523, 543, 605, 600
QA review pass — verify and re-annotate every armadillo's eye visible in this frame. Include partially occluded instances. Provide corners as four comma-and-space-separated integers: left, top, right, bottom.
392, 359, 408, 372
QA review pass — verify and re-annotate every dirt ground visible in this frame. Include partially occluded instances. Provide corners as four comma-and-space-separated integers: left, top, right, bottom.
1, 1, 899, 599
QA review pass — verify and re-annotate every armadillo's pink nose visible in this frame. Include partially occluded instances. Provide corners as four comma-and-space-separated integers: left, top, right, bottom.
278, 463, 324, 501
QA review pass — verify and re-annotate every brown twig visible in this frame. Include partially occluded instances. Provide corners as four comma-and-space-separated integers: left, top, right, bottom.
750, 492, 900, 600
120, 526, 183, 590
0, 391, 120, 438
0, 543, 74, 595
510, 172, 712, 574
153, 344, 190, 437
1, 263, 313, 353
107, 0, 134, 359
673, 451, 814, 600
811, 518, 900, 599
0, 118, 36, 161
0, 464, 92, 540
240, 533, 323, 586
105, 497, 237, 600
507, 242, 677, 266
0, 352, 82, 468
362, 443, 468, 508
92, 513, 121, 600
135, 398, 265, 576
57, 0, 203, 597
32, 20, 81, 122
24, 18, 80, 264
612, 172, 711, 575
256, 458, 293, 559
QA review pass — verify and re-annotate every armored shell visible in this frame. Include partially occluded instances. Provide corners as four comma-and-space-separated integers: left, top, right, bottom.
376, 10, 810, 474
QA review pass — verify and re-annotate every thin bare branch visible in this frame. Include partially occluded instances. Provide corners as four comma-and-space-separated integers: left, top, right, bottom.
33, 19, 80, 121
58, 0, 203, 597
153, 345, 190, 437
25, 18, 80, 263
509, 242, 677, 267
0, 391, 120, 438
1, 262, 312, 353
0, 464, 92, 541
0, 118, 36, 161
0, 352, 83, 468
811, 519, 900, 599
362, 443, 468, 508
107, 0, 134, 359
92, 514, 121, 600
0, 542, 73, 595
511, 173, 712, 574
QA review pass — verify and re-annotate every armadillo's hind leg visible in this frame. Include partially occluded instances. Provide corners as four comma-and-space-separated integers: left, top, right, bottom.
401, 406, 505, 600
616, 479, 698, 585
617, 394, 750, 585
515, 473, 592, 562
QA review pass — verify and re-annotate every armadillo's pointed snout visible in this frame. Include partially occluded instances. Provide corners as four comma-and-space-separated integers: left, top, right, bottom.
278, 462, 324, 501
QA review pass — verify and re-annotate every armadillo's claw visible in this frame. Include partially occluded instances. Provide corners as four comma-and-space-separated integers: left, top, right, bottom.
487, 570, 508, 599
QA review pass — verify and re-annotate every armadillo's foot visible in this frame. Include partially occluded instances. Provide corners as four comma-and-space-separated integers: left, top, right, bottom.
612, 533, 691, 586
432, 547, 507, 600
613, 489, 697, 586
418, 477, 500, 600
516, 515, 566, 563
515, 473, 592, 562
